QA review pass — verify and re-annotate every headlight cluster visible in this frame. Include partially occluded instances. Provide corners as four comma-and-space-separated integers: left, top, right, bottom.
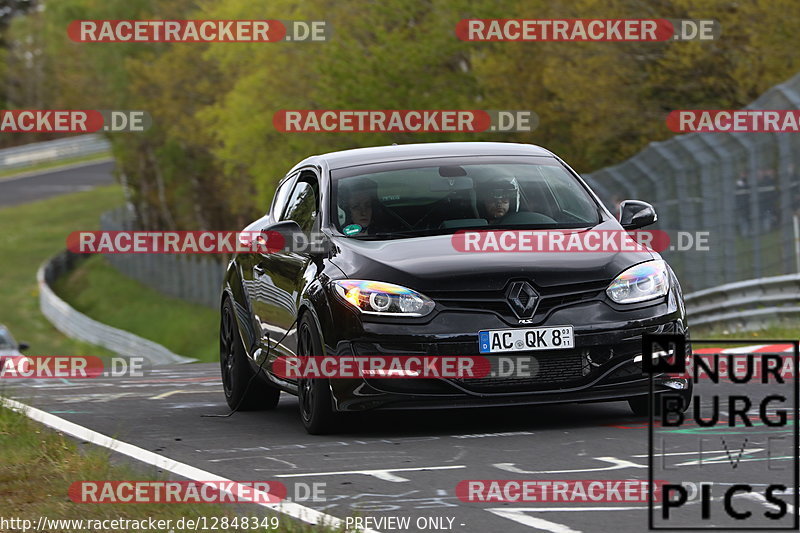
333, 280, 435, 316
607, 260, 670, 304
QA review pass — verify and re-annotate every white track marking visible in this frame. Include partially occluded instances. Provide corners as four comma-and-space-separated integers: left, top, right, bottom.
276, 465, 466, 483
494, 456, 646, 474
737, 491, 796, 515
631, 448, 763, 458
486, 509, 585, 532
678, 455, 794, 466
149, 389, 213, 400
725, 345, 769, 353
1, 396, 379, 533
255, 456, 299, 470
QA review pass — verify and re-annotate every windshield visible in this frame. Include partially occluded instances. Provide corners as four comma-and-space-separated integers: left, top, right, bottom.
331, 157, 600, 239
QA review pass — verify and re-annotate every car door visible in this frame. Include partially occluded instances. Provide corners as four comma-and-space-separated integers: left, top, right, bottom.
240, 173, 296, 357
250, 169, 321, 377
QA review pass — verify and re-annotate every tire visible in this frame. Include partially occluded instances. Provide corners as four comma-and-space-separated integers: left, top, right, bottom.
296, 314, 338, 434
628, 382, 692, 417
220, 297, 280, 411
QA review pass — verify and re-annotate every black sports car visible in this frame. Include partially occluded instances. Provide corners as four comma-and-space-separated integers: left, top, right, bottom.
220, 142, 691, 434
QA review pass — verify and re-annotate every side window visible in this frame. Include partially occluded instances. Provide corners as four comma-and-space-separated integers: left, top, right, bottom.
270, 176, 295, 220
281, 177, 319, 233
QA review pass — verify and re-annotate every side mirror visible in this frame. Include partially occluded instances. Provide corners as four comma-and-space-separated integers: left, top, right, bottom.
261, 220, 329, 255
18, 342, 29, 352
618, 200, 657, 230
262, 219, 304, 236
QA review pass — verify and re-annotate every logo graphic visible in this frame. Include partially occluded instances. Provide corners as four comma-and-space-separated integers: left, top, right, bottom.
642, 333, 686, 373
506, 281, 539, 319
645, 335, 799, 530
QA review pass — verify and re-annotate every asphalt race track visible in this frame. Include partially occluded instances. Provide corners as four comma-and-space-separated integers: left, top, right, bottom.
4, 350, 797, 533
0, 159, 115, 207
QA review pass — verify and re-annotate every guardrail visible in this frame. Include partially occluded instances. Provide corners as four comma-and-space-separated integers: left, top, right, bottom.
685, 273, 800, 331
0, 134, 111, 171
38, 250, 195, 365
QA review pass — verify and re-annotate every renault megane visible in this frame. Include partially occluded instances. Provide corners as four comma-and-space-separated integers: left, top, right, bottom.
219, 142, 692, 434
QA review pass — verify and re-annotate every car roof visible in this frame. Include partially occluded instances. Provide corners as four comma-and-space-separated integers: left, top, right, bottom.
290, 142, 555, 173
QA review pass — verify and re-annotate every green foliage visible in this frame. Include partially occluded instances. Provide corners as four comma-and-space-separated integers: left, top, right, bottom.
4, 0, 800, 227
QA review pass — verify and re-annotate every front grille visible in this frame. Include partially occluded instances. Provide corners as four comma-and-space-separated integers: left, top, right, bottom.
351, 324, 667, 394
428, 279, 608, 321
453, 351, 588, 392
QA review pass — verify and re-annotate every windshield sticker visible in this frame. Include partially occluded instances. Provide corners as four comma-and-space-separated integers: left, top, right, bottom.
343, 224, 362, 235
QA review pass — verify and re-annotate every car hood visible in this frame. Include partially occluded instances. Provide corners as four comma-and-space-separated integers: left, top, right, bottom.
329, 220, 655, 292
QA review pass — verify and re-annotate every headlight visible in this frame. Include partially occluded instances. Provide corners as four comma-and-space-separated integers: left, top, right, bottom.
607, 260, 670, 304
332, 280, 435, 316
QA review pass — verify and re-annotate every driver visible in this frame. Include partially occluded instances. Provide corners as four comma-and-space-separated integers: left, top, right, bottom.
478, 177, 519, 224
348, 189, 373, 229
340, 178, 387, 235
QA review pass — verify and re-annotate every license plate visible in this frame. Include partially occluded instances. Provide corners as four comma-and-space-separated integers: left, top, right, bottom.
479, 326, 574, 354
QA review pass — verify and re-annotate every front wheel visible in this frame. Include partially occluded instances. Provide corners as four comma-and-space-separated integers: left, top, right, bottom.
296, 315, 338, 434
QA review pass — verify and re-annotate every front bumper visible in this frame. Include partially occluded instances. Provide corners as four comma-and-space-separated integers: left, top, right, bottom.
343, 377, 682, 411
325, 294, 689, 411
316, 266, 691, 411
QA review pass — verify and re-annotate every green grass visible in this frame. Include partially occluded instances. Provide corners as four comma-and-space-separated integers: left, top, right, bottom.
53, 254, 218, 362
0, 185, 124, 358
0, 151, 112, 180
0, 182, 216, 362
0, 404, 340, 532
